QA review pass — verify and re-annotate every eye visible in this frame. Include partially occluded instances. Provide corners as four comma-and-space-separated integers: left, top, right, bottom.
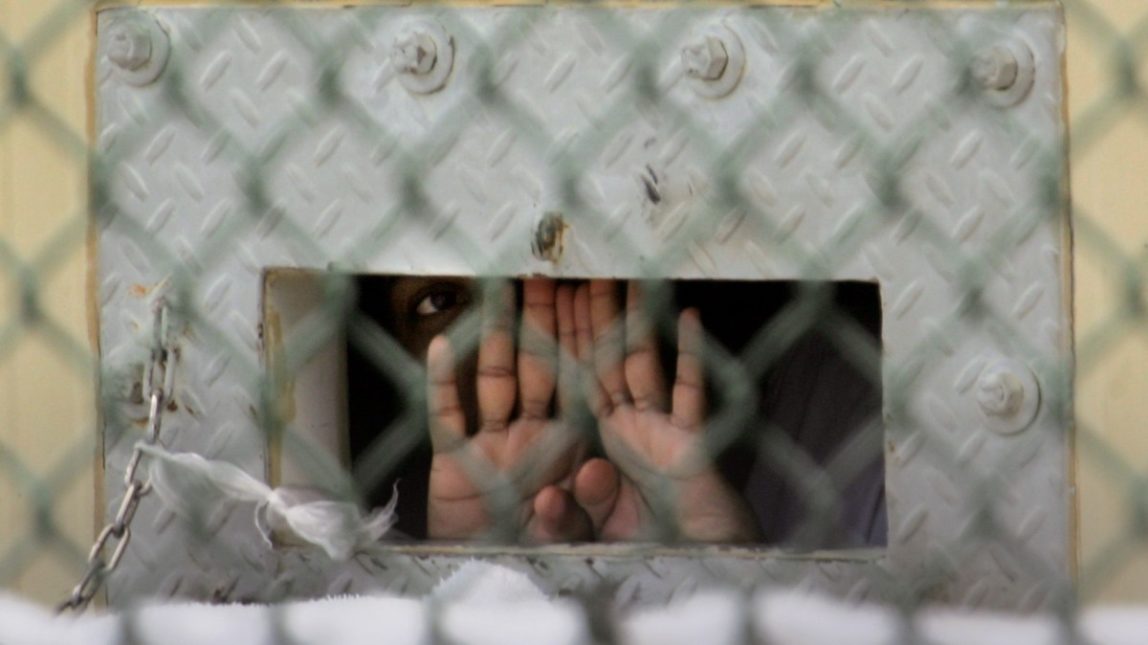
415, 287, 466, 317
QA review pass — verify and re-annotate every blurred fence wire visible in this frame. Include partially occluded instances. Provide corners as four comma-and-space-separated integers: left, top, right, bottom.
0, 0, 1144, 633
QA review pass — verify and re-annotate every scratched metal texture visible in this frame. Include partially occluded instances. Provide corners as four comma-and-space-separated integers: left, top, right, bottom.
94, 4, 1070, 609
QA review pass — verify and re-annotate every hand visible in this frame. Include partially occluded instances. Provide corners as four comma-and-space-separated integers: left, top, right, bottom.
425, 279, 591, 542
566, 280, 759, 543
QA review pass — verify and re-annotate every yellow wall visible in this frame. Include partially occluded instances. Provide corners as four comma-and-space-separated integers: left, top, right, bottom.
1068, 0, 1148, 604
0, 0, 1145, 605
0, 0, 96, 605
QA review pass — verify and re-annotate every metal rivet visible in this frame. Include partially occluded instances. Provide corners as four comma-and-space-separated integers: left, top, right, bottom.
105, 13, 170, 87
975, 359, 1040, 435
680, 24, 746, 99
108, 22, 154, 72
682, 36, 729, 82
532, 212, 567, 264
393, 31, 438, 76
972, 40, 1034, 107
976, 370, 1024, 417
972, 46, 1019, 91
392, 21, 454, 95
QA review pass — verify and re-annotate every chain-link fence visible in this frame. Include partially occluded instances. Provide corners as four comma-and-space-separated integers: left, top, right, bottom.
1, 0, 1148, 636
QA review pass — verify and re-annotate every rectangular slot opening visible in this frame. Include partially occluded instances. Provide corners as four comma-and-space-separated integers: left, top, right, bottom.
265, 272, 885, 549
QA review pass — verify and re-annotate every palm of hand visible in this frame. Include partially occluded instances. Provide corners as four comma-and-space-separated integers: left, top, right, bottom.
422, 278, 757, 544
425, 279, 588, 542
599, 406, 703, 476
592, 407, 750, 543
429, 418, 575, 539
568, 280, 759, 543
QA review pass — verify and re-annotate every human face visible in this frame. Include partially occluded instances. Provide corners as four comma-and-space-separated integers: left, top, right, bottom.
386, 276, 477, 360
386, 276, 481, 434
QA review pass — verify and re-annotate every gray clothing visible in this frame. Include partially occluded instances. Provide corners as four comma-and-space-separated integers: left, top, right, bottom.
744, 334, 886, 547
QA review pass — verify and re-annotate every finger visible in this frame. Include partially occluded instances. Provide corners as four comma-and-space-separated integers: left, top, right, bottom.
574, 283, 610, 416
427, 335, 466, 452
555, 284, 578, 415
518, 278, 557, 420
528, 486, 593, 543
573, 458, 621, 535
671, 308, 706, 432
588, 280, 629, 408
478, 280, 516, 432
624, 281, 668, 412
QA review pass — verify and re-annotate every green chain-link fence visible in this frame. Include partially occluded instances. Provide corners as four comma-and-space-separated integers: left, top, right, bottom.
0, 0, 1147, 631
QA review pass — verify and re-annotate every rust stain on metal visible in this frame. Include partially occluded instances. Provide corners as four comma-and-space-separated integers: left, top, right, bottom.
262, 306, 296, 424
129, 283, 155, 298
532, 212, 568, 263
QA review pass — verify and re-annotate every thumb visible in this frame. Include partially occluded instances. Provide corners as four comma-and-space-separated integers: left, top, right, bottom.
528, 486, 593, 543
573, 458, 621, 536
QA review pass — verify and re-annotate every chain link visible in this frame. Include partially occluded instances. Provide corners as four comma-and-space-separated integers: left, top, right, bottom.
57, 303, 172, 613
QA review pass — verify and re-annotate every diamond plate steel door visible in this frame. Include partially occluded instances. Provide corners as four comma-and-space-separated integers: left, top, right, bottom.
94, 3, 1071, 610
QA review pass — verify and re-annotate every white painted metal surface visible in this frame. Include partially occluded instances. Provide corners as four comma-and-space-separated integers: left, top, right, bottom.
94, 4, 1070, 609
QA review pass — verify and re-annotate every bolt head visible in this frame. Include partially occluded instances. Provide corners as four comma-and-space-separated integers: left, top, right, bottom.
976, 370, 1024, 418
972, 46, 1019, 92
393, 31, 438, 76
108, 22, 154, 71
682, 36, 729, 82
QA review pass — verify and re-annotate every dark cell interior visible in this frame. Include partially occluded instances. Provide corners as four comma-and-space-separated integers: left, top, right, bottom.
347, 279, 885, 547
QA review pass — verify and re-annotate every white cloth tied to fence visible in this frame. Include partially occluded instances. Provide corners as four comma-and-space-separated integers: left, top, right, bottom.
140, 444, 396, 561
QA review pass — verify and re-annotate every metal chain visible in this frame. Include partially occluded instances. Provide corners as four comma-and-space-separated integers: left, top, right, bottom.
57, 302, 173, 613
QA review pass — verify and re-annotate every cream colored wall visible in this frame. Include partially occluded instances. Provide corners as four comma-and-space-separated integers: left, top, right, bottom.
0, 1, 96, 604
0, 0, 1145, 605
1068, 0, 1148, 604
